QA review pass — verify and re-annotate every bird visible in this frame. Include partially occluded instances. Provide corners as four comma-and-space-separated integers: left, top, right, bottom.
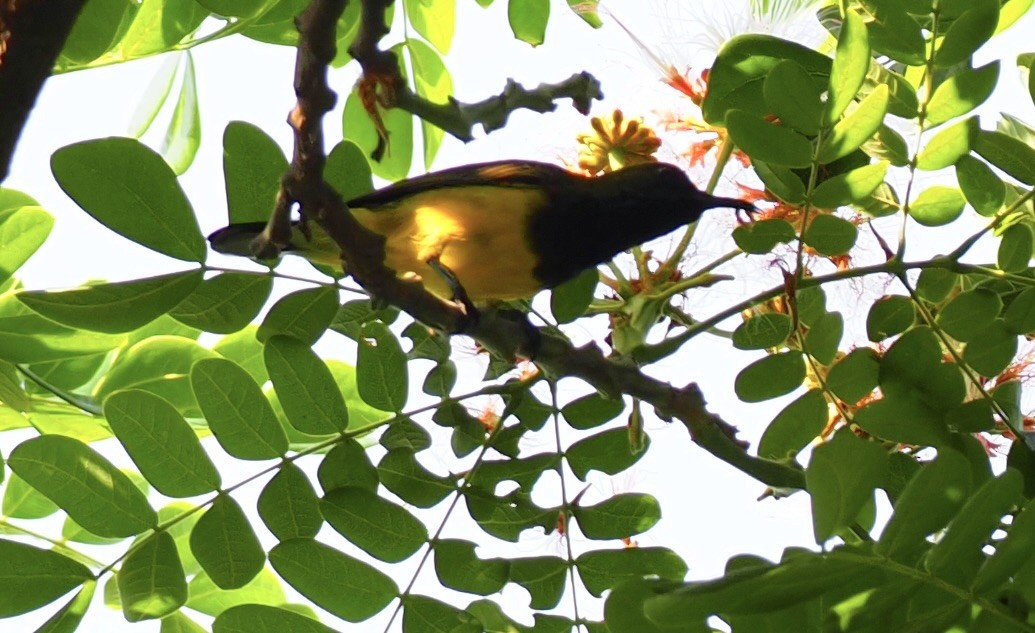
208, 160, 754, 303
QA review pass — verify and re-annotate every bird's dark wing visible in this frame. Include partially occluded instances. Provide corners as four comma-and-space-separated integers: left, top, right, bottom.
346, 160, 577, 209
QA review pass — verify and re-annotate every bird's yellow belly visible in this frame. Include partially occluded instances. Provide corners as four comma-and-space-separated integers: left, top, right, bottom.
352, 187, 544, 302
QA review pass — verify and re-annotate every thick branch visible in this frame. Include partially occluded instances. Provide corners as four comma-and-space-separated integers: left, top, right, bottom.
276, 0, 803, 490
395, 73, 604, 142
0, 0, 88, 183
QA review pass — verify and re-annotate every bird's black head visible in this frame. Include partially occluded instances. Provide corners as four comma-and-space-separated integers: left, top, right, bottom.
599, 161, 754, 222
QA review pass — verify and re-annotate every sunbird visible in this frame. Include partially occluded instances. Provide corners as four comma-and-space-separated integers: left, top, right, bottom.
208, 160, 753, 303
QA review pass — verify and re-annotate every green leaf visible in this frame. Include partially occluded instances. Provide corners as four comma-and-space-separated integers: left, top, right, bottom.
170, 272, 271, 334
803, 311, 844, 365
566, 427, 649, 480
223, 121, 289, 224
963, 319, 1017, 376
9, 435, 155, 537
811, 161, 888, 208
0, 540, 92, 617
195, 0, 266, 17
59, 0, 135, 64
956, 155, 1005, 216
190, 493, 265, 589
357, 320, 408, 412
18, 270, 202, 334
572, 493, 661, 540
1005, 287, 1035, 334
807, 429, 888, 542
112, 0, 207, 62
257, 286, 339, 345
725, 110, 813, 168
973, 494, 1035, 592
105, 389, 220, 497
322, 487, 427, 562
318, 439, 379, 494
926, 62, 1000, 128
731, 218, 796, 254
801, 215, 858, 256
999, 223, 1033, 272
763, 60, 822, 135
3, 473, 59, 519
758, 389, 829, 459
936, 288, 1002, 341
734, 351, 806, 402
0, 206, 53, 283
257, 462, 323, 541
405, 0, 454, 53
191, 357, 288, 459
973, 129, 1035, 185
916, 116, 976, 170
916, 268, 958, 303
432, 539, 509, 595
407, 38, 454, 168
863, 3, 926, 65
826, 348, 880, 404
576, 547, 687, 597
866, 294, 915, 342
551, 267, 597, 323
35, 579, 96, 633
342, 52, 413, 182
824, 10, 870, 125
265, 335, 349, 434
927, 469, 1022, 585
817, 84, 889, 164
50, 137, 205, 262
566, 0, 600, 26
703, 35, 831, 124
214, 605, 338, 633
156, 503, 203, 576
326, 140, 374, 202
380, 417, 432, 452
854, 391, 951, 446
128, 54, 180, 138
159, 611, 208, 633
934, 0, 999, 67
508, 0, 549, 46
402, 594, 481, 632
877, 451, 972, 561
269, 538, 398, 622
560, 393, 624, 430
117, 531, 188, 621
910, 186, 965, 226
468, 454, 558, 492
378, 449, 455, 507
161, 52, 200, 175
753, 162, 806, 204
732, 312, 792, 350
186, 567, 287, 618
879, 326, 965, 407
94, 335, 217, 417
1022, 52, 1035, 106
509, 556, 568, 609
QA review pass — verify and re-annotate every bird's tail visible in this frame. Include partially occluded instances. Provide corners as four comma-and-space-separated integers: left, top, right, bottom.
207, 222, 269, 257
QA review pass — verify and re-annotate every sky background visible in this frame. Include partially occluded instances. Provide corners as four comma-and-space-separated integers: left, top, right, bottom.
4, 1, 1035, 630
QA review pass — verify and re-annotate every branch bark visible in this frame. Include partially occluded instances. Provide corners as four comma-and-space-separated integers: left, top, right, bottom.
0, 0, 87, 183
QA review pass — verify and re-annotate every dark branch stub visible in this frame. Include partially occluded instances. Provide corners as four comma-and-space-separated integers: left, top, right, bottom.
0, 0, 88, 184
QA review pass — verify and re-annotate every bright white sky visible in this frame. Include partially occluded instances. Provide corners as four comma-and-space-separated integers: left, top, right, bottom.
5, 1, 1035, 631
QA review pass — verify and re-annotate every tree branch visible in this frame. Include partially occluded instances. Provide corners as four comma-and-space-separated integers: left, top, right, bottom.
0, 0, 88, 183
275, 0, 803, 490
346, 0, 602, 143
